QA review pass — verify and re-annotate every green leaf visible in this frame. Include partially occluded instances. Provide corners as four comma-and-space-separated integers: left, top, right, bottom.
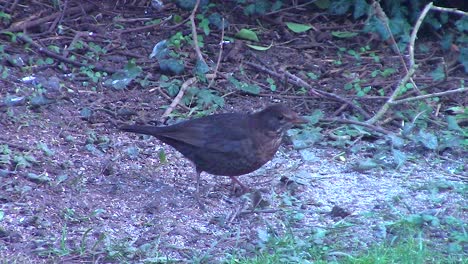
228, 77, 260, 94
285, 22, 312, 33
447, 116, 463, 132
149, 40, 168, 59
26, 172, 51, 184
196, 89, 224, 107
125, 146, 139, 160
304, 110, 323, 125
331, 31, 358, 38
430, 65, 445, 81
392, 148, 407, 169
266, 77, 276, 91
37, 142, 55, 157
48, 45, 61, 53
417, 130, 438, 150
29, 95, 54, 107
458, 47, 468, 73
363, 17, 389, 40
158, 149, 167, 164
208, 13, 227, 30
328, 0, 351, 15
159, 59, 185, 75
257, 228, 269, 243
80, 107, 93, 120
455, 17, 468, 32
353, 158, 380, 172
243, 1, 270, 16
389, 134, 405, 148
235, 29, 259, 42
104, 60, 142, 90
353, 0, 369, 19
199, 17, 210, 36
314, 0, 330, 9
287, 126, 323, 149
246, 43, 272, 51
194, 59, 209, 75
381, 68, 396, 77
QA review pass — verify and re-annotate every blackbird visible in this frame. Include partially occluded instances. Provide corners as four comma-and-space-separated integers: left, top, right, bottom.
120, 104, 307, 195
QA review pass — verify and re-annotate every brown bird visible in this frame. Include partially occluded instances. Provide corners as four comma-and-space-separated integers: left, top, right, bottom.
120, 104, 307, 196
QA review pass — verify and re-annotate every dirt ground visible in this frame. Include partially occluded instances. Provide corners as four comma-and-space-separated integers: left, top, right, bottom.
0, 1, 466, 263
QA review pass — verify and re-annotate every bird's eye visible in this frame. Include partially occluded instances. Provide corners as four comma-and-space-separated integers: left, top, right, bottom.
277, 115, 285, 121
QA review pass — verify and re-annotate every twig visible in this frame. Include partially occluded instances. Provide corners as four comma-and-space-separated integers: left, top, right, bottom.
321, 118, 393, 135
160, 77, 198, 123
366, 2, 433, 125
0, 139, 30, 152
118, 16, 189, 35
244, 61, 371, 119
390, 87, 467, 105
372, 1, 420, 94
16, 33, 117, 74
207, 18, 225, 89
430, 5, 468, 16
189, 0, 207, 66
2, 2, 93, 33
48, 0, 69, 33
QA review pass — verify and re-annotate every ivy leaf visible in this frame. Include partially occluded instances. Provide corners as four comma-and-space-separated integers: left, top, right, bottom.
353, 158, 381, 172
392, 148, 407, 169
304, 109, 323, 125
235, 29, 259, 42
228, 76, 260, 94
417, 130, 438, 150
149, 40, 168, 59
285, 22, 312, 33
246, 43, 272, 51
328, 0, 351, 15
447, 116, 463, 132
287, 127, 323, 149
37, 142, 55, 157
389, 134, 405, 148
159, 59, 185, 75
331, 31, 358, 38
430, 65, 445, 81
353, 0, 369, 19
104, 60, 142, 90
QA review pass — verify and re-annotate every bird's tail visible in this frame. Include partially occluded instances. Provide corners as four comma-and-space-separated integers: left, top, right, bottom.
119, 125, 165, 136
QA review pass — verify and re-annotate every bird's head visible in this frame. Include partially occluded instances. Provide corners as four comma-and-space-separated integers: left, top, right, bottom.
255, 104, 308, 134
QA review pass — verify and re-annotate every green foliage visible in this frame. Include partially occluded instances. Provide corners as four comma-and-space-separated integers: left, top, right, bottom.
328, 0, 352, 16
80, 66, 106, 84
104, 60, 142, 90
228, 76, 260, 94
235, 28, 259, 42
37, 142, 55, 157
183, 87, 225, 109
13, 153, 37, 169
266, 77, 276, 91
0, 11, 12, 23
288, 110, 324, 149
241, 0, 282, 16
285, 22, 312, 33
159, 75, 183, 97
331, 31, 358, 38
0, 144, 12, 167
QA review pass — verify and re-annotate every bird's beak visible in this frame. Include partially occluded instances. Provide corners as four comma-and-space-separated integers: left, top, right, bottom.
288, 114, 309, 125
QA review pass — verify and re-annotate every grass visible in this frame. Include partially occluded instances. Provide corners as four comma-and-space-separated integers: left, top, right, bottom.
223, 222, 466, 264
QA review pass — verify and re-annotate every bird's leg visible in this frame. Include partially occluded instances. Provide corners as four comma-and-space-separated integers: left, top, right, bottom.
195, 170, 205, 211
230, 176, 251, 193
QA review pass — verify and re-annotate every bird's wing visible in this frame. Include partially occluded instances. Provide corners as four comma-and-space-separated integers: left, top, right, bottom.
158, 114, 253, 153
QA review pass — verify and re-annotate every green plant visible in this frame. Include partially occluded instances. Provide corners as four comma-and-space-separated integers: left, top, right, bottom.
228, 76, 260, 95
0, 11, 12, 24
